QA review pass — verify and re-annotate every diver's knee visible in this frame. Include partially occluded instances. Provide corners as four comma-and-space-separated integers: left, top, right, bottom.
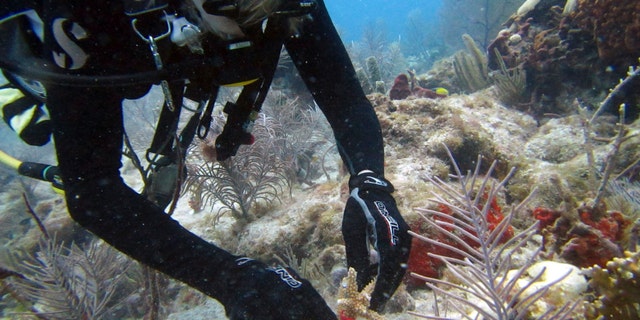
63, 177, 124, 224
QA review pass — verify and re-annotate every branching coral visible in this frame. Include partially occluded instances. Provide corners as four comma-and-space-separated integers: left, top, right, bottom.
453, 34, 490, 93
4, 238, 134, 319
185, 93, 335, 223
185, 146, 289, 223
589, 60, 640, 122
408, 147, 579, 319
405, 184, 515, 288
490, 48, 528, 105
583, 251, 640, 319
336, 268, 384, 320
263, 93, 336, 185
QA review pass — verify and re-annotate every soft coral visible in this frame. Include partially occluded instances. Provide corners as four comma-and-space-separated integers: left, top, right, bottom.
533, 205, 630, 268
405, 195, 514, 288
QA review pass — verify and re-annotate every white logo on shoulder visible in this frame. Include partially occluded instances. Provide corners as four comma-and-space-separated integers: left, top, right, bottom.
52, 18, 89, 70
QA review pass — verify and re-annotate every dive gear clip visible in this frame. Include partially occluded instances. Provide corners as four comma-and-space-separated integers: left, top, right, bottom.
131, 13, 175, 111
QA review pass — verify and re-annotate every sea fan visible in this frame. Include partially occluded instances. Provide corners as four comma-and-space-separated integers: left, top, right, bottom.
185, 142, 289, 223
184, 93, 335, 223
408, 147, 578, 320
262, 93, 336, 184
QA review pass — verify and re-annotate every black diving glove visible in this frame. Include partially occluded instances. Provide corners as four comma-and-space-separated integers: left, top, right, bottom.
342, 171, 411, 312
220, 257, 337, 320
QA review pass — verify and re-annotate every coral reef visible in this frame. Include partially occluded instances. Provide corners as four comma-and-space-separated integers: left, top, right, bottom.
4, 2, 640, 317
336, 268, 384, 320
571, 0, 640, 66
523, 115, 587, 163
3, 238, 141, 319
584, 251, 640, 319
500, 260, 587, 318
389, 74, 412, 100
452, 34, 490, 93
413, 58, 458, 93
389, 72, 447, 101
478, 0, 640, 119
489, 48, 527, 105
532, 204, 631, 268
405, 190, 515, 289
407, 149, 580, 319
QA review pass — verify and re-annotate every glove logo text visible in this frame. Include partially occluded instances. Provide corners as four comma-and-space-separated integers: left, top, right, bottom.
235, 257, 254, 265
374, 201, 399, 245
269, 267, 303, 288
364, 176, 388, 187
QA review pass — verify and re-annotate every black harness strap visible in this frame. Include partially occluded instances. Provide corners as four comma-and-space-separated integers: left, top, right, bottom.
146, 81, 185, 160
154, 25, 283, 162
122, 0, 169, 17
213, 19, 287, 161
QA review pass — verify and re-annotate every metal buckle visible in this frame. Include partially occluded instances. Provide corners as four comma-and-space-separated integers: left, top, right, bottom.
131, 12, 176, 111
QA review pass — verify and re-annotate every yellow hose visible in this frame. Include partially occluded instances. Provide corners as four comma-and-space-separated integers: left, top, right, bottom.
0, 148, 64, 194
0, 149, 22, 170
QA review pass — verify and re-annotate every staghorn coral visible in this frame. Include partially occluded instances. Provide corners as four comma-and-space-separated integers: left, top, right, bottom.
583, 250, 640, 319
336, 267, 384, 320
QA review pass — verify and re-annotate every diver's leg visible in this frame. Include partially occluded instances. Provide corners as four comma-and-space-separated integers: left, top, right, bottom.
46, 85, 236, 302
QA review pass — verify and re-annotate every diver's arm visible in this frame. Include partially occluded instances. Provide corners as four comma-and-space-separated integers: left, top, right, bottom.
283, 0, 384, 176
284, 1, 412, 312
20, 1, 337, 318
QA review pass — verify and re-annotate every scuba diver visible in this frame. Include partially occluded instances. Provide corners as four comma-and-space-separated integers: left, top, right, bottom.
0, 1, 411, 319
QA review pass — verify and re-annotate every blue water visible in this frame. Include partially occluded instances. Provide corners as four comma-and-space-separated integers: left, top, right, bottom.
325, 0, 443, 42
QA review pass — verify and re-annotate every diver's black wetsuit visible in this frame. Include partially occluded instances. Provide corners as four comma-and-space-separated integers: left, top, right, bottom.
2, 1, 410, 318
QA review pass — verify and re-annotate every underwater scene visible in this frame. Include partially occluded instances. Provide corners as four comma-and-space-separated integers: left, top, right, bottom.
1, 0, 640, 319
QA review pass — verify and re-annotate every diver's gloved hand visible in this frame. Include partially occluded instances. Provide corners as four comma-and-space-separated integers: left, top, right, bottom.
342, 171, 411, 312
221, 257, 337, 320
